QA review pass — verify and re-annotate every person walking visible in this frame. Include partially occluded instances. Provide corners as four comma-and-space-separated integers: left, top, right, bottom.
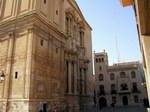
99, 105, 103, 112
111, 102, 115, 111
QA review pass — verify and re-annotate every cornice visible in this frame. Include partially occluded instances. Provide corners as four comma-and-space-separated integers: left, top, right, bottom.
0, 13, 68, 41
107, 66, 137, 72
67, 0, 92, 30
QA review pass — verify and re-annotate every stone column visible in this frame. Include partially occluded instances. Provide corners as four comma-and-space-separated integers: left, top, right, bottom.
82, 32, 84, 47
65, 60, 68, 93
74, 62, 77, 94
81, 68, 84, 95
81, 32, 83, 47
68, 61, 72, 93
84, 69, 87, 94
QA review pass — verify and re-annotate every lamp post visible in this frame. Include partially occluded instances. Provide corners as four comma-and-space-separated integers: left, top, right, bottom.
0, 71, 5, 83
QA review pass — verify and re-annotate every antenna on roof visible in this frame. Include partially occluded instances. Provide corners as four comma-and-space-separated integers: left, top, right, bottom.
115, 35, 120, 63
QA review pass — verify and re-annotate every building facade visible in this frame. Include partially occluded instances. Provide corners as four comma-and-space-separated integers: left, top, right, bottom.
120, 0, 150, 110
94, 51, 147, 107
0, 0, 94, 112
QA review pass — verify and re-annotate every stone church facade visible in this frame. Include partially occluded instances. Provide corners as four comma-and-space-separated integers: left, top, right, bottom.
94, 51, 147, 107
0, 0, 94, 112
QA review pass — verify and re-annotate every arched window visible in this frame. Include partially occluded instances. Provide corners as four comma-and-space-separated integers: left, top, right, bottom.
102, 58, 104, 62
110, 73, 115, 80
120, 83, 128, 90
99, 74, 104, 81
120, 72, 126, 78
96, 58, 98, 63
99, 58, 101, 62
131, 71, 136, 78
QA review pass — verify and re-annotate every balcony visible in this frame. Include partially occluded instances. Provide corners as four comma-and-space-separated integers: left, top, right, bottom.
110, 90, 117, 94
118, 89, 131, 94
98, 90, 106, 96
132, 88, 141, 93
84, 58, 90, 63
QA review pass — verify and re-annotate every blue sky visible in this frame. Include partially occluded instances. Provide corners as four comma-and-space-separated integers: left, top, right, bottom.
76, 0, 141, 65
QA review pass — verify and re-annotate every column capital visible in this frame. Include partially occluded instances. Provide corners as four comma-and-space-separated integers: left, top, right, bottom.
27, 27, 37, 33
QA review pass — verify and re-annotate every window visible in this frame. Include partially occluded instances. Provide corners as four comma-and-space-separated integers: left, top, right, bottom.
15, 72, 18, 79
110, 73, 115, 80
112, 96, 116, 104
111, 84, 116, 94
99, 74, 104, 81
120, 72, 126, 78
80, 31, 84, 47
120, 83, 128, 90
99, 85, 104, 91
131, 71, 136, 78
99, 66, 102, 71
134, 95, 139, 103
132, 82, 137, 90
80, 32, 82, 45
41, 39, 43, 46
133, 82, 137, 87
102, 58, 104, 62
111, 84, 116, 90
99, 85, 105, 95
96, 58, 98, 63
56, 48, 58, 54
66, 17, 69, 33
56, 10, 58, 15
44, 0, 46, 4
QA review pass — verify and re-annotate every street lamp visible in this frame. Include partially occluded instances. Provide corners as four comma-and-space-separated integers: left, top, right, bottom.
0, 71, 5, 83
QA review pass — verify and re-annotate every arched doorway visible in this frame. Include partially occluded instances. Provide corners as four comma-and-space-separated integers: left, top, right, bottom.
99, 97, 107, 107
122, 96, 128, 105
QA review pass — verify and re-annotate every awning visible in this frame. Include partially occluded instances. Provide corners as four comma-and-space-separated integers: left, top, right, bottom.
120, 0, 134, 7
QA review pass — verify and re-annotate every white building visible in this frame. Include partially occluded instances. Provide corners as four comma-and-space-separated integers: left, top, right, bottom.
94, 51, 147, 107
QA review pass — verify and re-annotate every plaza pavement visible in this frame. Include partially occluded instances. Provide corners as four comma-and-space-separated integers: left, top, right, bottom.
81, 105, 147, 112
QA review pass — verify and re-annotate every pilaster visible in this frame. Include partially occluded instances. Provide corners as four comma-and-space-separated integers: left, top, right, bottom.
3, 32, 15, 112
24, 27, 36, 98
68, 61, 72, 93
